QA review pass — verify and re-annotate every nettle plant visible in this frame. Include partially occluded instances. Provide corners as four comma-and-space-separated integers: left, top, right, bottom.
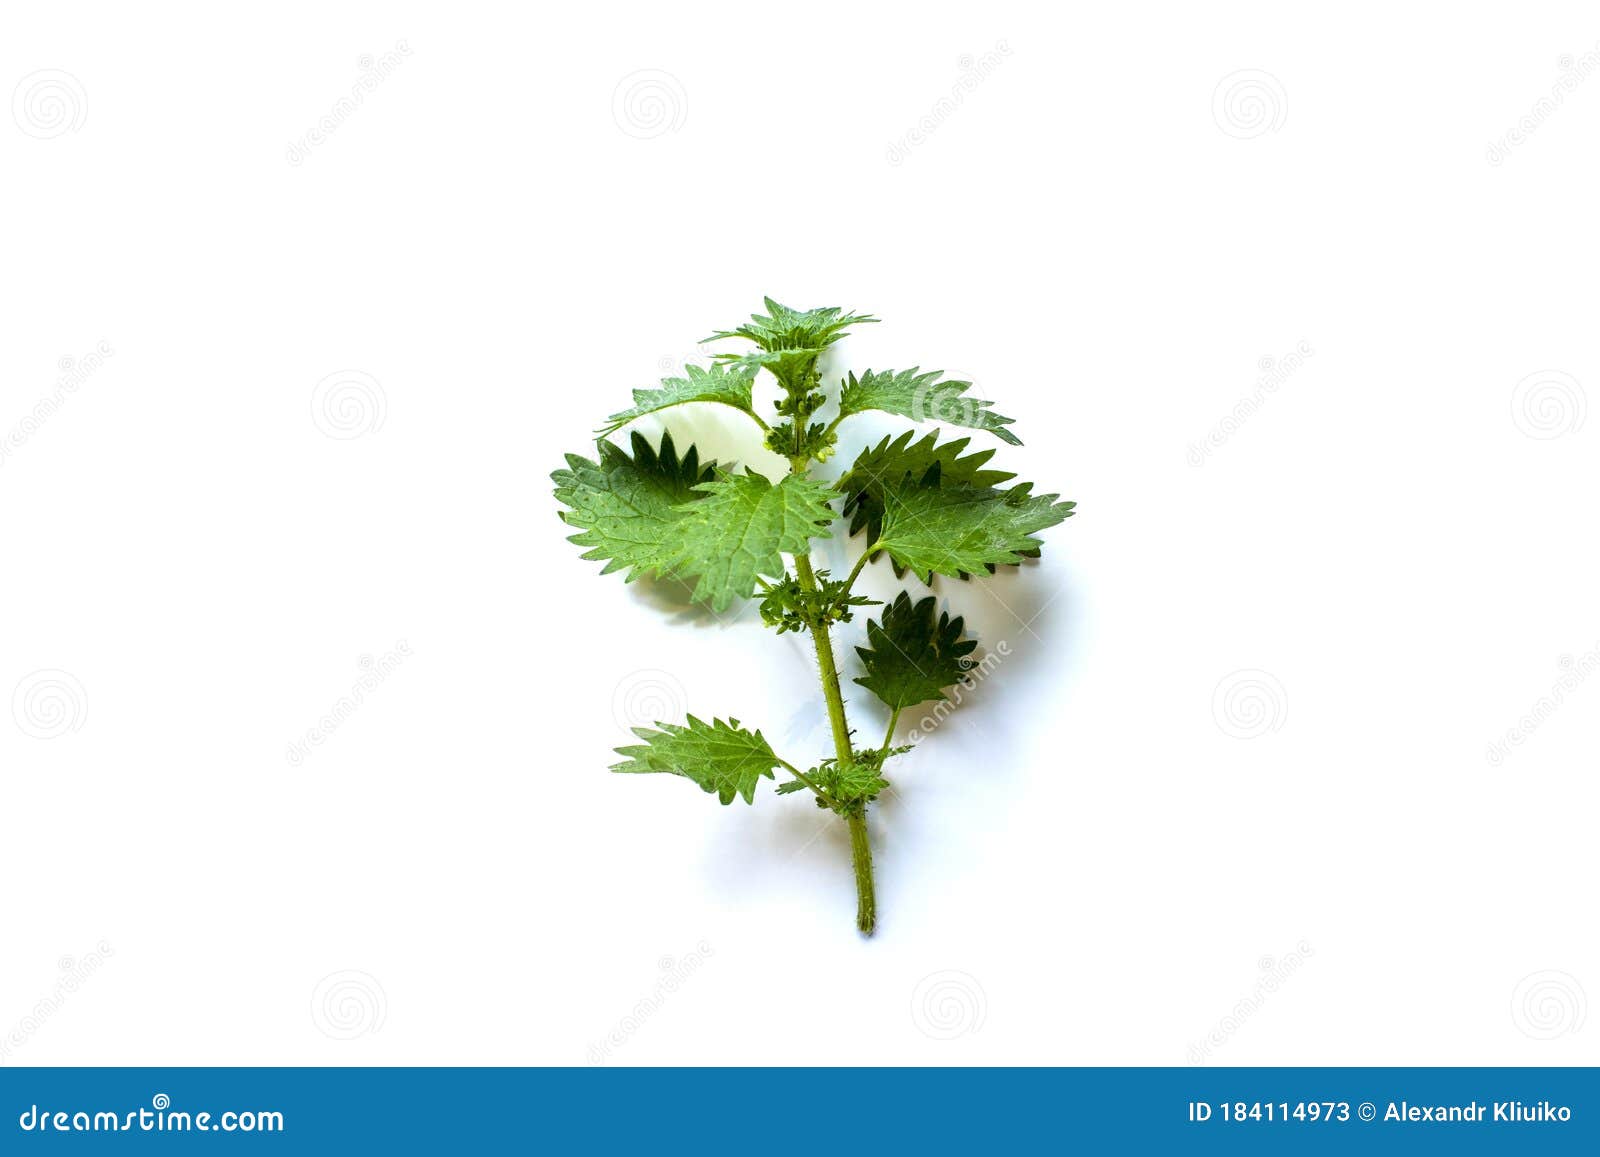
553, 299, 1074, 935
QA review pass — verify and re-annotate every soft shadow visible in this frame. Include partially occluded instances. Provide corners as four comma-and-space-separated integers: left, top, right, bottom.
625, 572, 758, 629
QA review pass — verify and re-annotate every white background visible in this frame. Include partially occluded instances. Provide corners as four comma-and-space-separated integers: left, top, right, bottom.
3, 2, 1596, 1067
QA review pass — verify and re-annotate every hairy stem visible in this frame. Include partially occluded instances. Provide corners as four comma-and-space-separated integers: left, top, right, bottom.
793, 550, 877, 935
794, 553, 854, 762
776, 756, 837, 810
880, 706, 902, 754
840, 548, 872, 597
847, 810, 876, 935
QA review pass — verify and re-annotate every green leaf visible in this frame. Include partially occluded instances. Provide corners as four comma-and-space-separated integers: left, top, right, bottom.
711, 348, 822, 386
669, 471, 838, 612
611, 715, 780, 805
874, 478, 1075, 583
774, 749, 906, 807
837, 430, 1016, 554
854, 591, 978, 710
757, 571, 878, 635
706, 297, 876, 352
838, 367, 1021, 445
832, 762, 891, 805
595, 363, 759, 436
552, 431, 716, 583
708, 298, 874, 396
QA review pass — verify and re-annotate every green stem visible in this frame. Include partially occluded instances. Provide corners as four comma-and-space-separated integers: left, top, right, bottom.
776, 757, 836, 810
840, 548, 872, 597
847, 811, 876, 935
794, 554, 854, 763
793, 550, 877, 936
880, 706, 902, 754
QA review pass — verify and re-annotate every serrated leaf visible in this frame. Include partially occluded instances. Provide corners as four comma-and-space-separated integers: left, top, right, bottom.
832, 762, 891, 803
611, 715, 780, 805
710, 348, 820, 381
706, 296, 876, 352
837, 430, 1016, 553
596, 363, 758, 436
707, 344, 825, 398
854, 591, 978, 711
669, 471, 838, 612
838, 367, 1021, 445
552, 431, 716, 583
710, 346, 828, 396
874, 478, 1075, 583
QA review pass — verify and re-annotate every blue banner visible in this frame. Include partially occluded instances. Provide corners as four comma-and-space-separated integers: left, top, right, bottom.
2, 1067, 1595, 1152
